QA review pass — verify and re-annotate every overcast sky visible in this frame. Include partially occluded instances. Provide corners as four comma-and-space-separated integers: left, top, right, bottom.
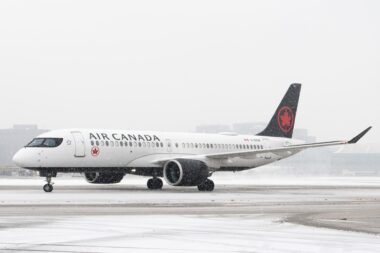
0, 0, 378, 142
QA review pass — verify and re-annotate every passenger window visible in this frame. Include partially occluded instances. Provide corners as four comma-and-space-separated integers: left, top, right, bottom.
110, 141, 114, 147
191, 143, 194, 148
157, 142, 160, 147
143, 142, 146, 147
91, 141, 94, 146
101, 141, 104, 146
134, 142, 137, 147
120, 142, 123, 147
195, 143, 198, 148
106, 141, 109, 146
175, 143, 178, 148
115, 141, 119, 147
96, 141, 99, 146
138, 142, 142, 147
147, 142, 150, 148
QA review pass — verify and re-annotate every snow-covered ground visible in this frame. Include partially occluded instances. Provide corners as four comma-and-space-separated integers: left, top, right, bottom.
1, 177, 380, 205
1, 177, 380, 252
0, 215, 379, 253
3, 175, 380, 186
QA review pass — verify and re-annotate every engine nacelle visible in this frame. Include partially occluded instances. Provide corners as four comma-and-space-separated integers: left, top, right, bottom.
84, 172, 124, 184
163, 159, 209, 186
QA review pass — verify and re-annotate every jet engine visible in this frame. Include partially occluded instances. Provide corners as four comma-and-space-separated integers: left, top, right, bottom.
163, 159, 209, 186
84, 172, 125, 184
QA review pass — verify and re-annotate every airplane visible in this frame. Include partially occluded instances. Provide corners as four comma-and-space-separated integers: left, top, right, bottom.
12, 83, 372, 193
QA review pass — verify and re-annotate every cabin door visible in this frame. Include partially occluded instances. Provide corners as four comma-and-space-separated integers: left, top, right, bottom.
71, 131, 86, 157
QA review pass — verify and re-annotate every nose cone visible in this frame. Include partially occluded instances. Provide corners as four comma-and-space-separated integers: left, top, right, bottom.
13, 149, 27, 168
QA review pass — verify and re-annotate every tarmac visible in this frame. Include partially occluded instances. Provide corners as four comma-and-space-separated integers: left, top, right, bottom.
0, 177, 380, 252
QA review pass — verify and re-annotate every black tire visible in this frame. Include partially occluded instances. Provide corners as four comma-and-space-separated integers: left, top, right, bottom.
197, 184, 206, 191
154, 178, 163, 189
147, 178, 163, 190
147, 179, 154, 189
43, 184, 53, 193
198, 179, 214, 192
204, 179, 215, 191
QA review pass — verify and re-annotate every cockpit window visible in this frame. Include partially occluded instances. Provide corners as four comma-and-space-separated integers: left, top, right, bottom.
26, 138, 63, 148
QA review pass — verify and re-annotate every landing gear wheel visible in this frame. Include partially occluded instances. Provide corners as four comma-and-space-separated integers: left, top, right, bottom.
198, 179, 214, 192
147, 178, 163, 190
43, 184, 53, 193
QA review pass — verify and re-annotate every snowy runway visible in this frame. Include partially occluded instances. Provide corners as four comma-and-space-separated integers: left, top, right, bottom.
0, 177, 380, 252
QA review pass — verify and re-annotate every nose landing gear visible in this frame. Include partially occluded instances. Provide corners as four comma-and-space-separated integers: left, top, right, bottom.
40, 171, 56, 193
43, 176, 54, 193
43, 183, 53, 192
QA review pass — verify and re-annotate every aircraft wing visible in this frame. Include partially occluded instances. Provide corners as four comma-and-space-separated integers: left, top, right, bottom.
206, 127, 372, 160
152, 127, 371, 165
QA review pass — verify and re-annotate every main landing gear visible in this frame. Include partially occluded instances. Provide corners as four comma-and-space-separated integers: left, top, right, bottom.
147, 177, 163, 190
43, 176, 54, 193
198, 179, 214, 192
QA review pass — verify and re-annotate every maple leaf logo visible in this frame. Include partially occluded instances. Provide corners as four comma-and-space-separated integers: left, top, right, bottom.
91, 146, 100, 157
280, 111, 291, 127
277, 106, 294, 133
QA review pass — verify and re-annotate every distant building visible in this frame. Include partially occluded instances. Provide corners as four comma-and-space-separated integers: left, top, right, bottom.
0, 125, 48, 166
232, 122, 267, 135
331, 153, 380, 176
196, 124, 231, 133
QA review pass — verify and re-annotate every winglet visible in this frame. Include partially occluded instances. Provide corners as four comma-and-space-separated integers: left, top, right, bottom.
348, 127, 372, 144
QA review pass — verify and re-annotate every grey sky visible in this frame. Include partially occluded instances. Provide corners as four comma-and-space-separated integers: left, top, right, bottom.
0, 0, 378, 142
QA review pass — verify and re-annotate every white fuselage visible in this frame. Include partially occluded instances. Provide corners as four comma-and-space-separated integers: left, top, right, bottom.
13, 129, 304, 172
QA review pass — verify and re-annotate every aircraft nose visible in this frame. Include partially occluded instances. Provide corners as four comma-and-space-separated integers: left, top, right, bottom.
13, 149, 27, 167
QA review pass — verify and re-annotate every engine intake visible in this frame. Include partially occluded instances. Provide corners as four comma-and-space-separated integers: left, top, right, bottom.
84, 172, 124, 184
163, 159, 209, 186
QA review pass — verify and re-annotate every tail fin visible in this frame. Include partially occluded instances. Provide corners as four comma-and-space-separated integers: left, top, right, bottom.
257, 83, 301, 138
